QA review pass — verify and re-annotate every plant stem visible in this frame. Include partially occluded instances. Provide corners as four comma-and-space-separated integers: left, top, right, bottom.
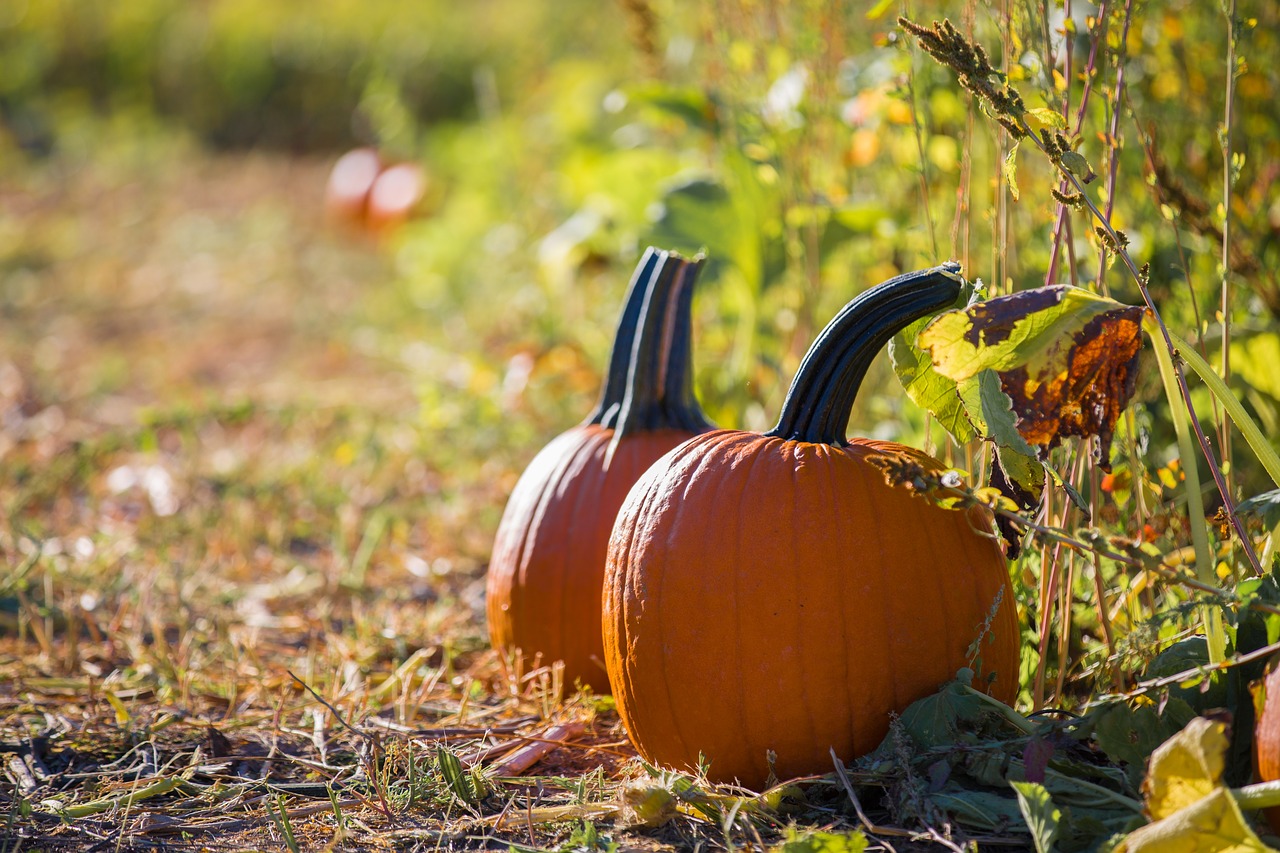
1021, 115, 1264, 577
935, 482, 1280, 617
1166, 328, 1280, 488
1220, 0, 1239, 496
1148, 317, 1226, 662
1093, 0, 1133, 292
906, 65, 939, 260
1044, 0, 1110, 286
1232, 780, 1280, 811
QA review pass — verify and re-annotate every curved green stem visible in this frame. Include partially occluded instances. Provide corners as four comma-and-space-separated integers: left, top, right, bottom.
588, 247, 663, 428
614, 251, 714, 439
768, 263, 964, 445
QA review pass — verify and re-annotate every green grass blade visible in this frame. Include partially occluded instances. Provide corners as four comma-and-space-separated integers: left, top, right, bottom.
1166, 329, 1280, 488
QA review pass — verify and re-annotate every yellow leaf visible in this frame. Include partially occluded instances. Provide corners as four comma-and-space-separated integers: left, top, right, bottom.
865, 0, 895, 20
1143, 717, 1227, 820
1027, 107, 1068, 130
1117, 788, 1271, 853
105, 691, 131, 726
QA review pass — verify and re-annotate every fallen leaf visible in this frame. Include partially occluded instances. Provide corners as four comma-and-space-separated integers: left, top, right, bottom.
1143, 717, 1229, 819
1117, 788, 1270, 852
1011, 781, 1061, 853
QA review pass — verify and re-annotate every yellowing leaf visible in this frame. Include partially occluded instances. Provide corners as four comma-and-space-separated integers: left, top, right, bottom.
1027, 107, 1068, 129
865, 0, 896, 20
917, 285, 1146, 467
1143, 717, 1228, 819
1117, 788, 1270, 853
1061, 150, 1097, 183
105, 691, 131, 726
1004, 141, 1021, 201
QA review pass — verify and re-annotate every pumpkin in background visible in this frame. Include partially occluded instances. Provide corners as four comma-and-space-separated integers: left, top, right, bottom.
603, 263, 1020, 787
486, 248, 714, 692
324, 148, 381, 226
366, 162, 427, 234
1255, 659, 1280, 832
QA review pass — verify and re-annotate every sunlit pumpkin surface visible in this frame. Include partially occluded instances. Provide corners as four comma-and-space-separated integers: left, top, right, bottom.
604, 430, 1019, 788
487, 424, 706, 692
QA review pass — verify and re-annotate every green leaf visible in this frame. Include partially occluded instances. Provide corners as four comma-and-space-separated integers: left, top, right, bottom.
1026, 107, 1069, 129
1010, 781, 1062, 853
865, 0, 896, 20
625, 83, 718, 131
438, 745, 478, 806
772, 829, 868, 853
891, 317, 977, 444
996, 443, 1046, 502
645, 152, 785, 296
966, 369, 1043, 498
1004, 141, 1021, 201
1237, 489, 1280, 528
975, 369, 1036, 456
1088, 699, 1198, 781
918, 286, 1135, 381
1060, 150, 1093, 179
931, 787, 1026, 833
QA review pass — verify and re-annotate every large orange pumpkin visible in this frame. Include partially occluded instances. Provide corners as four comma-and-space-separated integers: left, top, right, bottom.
486, 248, 714, 692
602, 263, 1020, 787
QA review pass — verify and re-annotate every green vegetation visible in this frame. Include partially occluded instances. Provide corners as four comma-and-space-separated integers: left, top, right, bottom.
3, 0, 1280, 849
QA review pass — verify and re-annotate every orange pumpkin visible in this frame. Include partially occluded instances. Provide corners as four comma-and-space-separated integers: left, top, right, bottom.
1255, 660, 1280, 832
602, 263, 1020, 787
366, 163, 427, 234
486, 249, 714, 692
324, 148, 381, 226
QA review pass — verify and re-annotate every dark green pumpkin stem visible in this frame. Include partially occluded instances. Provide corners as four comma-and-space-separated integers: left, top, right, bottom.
587, 247, 663, 428
767, 263, 964, 446
613, 251, 715, 440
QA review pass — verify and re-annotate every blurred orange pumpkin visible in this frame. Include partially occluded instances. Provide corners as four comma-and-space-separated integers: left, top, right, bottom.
324, 148, 381, 226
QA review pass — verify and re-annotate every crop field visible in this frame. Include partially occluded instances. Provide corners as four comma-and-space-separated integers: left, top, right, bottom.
3, 2, 1280, 851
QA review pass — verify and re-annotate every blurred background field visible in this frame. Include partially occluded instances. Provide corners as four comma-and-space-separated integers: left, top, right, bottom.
3, 0, 1280, 849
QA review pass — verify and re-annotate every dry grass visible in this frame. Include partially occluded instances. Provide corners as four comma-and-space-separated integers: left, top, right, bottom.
0, 142, 919, 851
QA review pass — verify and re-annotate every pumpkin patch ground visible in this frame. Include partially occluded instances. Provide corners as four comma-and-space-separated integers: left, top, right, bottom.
6, 3, 1280, 851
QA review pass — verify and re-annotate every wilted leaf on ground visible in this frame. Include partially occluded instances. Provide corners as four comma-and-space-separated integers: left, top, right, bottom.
1011, 781, 1061, 853
918, 285, 1146, 468
1114, 716, 1271, 853
1142, 717, 1228, 820
1117, 788, 1269, 852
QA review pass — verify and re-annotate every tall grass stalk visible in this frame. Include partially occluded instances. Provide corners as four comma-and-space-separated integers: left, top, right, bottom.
1149, 320, 1226, 662
1219, 0, 1239, 496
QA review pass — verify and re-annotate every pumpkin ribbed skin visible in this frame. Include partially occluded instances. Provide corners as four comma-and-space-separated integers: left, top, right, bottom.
1255, 661, 1280, 832
487, 425, 698, 691
603, 431, 1017, 786
486, 248, 713, 693
602, 263, 1021, 788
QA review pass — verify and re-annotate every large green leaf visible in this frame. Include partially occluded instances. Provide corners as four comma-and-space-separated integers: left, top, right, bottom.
645, 151, 784, 296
